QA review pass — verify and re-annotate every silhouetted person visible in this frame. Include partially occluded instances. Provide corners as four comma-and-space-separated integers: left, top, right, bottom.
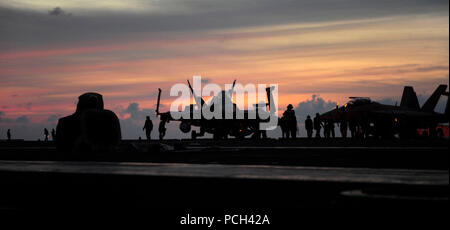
143, 116, 153, 141
51, 128, 56, 141
326, 120, 335, 138
283, 104, 297, 139
313, 113, 322, 138
339, 118, 348, 138
324, 120, 330, 138
44, 128, 49, 141
305, 115, 313, 139
7, 129, 11, 141
56, 92, 121, 153
159, 119, 167, 140
360, 114, 370, 139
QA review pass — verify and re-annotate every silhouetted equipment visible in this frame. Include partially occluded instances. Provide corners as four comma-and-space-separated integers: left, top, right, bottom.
7, 129, 11, 141
143, 116, 153, 140
253, 102, 269, 139
156, 80, 276, 139
320, 84, 449, 139
56, 92, 121, 152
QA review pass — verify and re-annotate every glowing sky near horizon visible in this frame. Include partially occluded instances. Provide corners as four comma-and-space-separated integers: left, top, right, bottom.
0, 0, 448, 139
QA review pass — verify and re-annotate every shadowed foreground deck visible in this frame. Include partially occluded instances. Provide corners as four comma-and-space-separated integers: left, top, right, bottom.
0, 160, 447, 212
0, 138, 448, 169
0, 160, 448, 186
0, 138, 448, 222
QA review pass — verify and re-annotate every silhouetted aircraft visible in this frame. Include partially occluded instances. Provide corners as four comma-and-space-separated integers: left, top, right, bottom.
156, 80, 276, 139
320, 85, 449, 138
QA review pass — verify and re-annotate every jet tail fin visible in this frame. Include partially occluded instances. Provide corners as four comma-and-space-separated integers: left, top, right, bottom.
421, 84, 447, 112
400, 86, 420, 110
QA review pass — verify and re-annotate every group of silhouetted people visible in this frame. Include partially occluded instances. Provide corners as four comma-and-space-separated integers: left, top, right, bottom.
3, 128, 56, 141
303, 113, 334, 139
280, 105, 362, 139
303, 113, 373, 139
304, 113, 355, 139
43, 128, 56, 141
142, 116, 168, 140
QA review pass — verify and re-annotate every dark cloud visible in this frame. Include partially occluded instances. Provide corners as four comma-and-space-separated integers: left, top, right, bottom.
0, 0, 447, 49
15, 115, 29, 123
294, 95, 337, 119
15, 102, 33, 111
47, 114, 59, 122
25, 102, 32, 110
48, 7, 67, 16
0, 112, 6, 122
0, 111, 13, 123
122, 102, 156, 121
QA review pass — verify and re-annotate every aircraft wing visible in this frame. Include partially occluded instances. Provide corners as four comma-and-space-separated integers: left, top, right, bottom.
319, 107, 342, 120
371, 110, 437, 117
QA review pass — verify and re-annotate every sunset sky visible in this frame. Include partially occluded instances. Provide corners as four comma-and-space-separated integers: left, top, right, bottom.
0, 0, 448, 139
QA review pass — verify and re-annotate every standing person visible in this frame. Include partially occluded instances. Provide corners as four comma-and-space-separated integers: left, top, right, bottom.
324, 120, 330, 138
313, 113, 322, 138
305, 115, 313, 139
143, 116, 153, 141
328, 120, 335, 138
159, 119, 167, 140
44, 128, 49, 141
283, 104, 297, 139
7, 129, 11, 141
51, 128, 56, 141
